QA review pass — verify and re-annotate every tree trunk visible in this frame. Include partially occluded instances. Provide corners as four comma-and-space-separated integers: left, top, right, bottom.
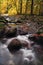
39, 0, 43, 15
20, 0, 22, 14
25, 0, 28, 14
31, 0, 33, 15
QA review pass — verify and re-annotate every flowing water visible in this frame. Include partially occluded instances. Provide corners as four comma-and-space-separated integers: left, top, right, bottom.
0, 36, 43, 65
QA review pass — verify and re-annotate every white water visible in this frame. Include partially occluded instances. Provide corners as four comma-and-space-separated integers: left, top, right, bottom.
0, 35, 43, 65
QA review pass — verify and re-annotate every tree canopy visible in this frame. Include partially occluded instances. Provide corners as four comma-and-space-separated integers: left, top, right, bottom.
0, 0, 43, 15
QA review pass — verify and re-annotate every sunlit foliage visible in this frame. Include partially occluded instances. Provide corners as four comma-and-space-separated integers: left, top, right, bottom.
33, 0, 41, 15
0, 0, 42, 15
0, 0, 7, 14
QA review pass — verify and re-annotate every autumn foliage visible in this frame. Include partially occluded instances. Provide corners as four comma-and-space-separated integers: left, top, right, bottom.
0, 0, 42, 15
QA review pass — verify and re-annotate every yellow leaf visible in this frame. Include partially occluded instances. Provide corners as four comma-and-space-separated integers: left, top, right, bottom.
1, 0, 7, 14
8, 7, 17, 15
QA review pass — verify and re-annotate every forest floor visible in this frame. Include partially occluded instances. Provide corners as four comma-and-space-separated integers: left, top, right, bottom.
0, 15, 43, 33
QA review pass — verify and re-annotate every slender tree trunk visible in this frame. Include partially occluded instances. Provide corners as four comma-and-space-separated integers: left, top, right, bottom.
31, 0, 33, 15
20, 0, 22, 14
25, 0, 28, 14
39, 0, 43, 15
